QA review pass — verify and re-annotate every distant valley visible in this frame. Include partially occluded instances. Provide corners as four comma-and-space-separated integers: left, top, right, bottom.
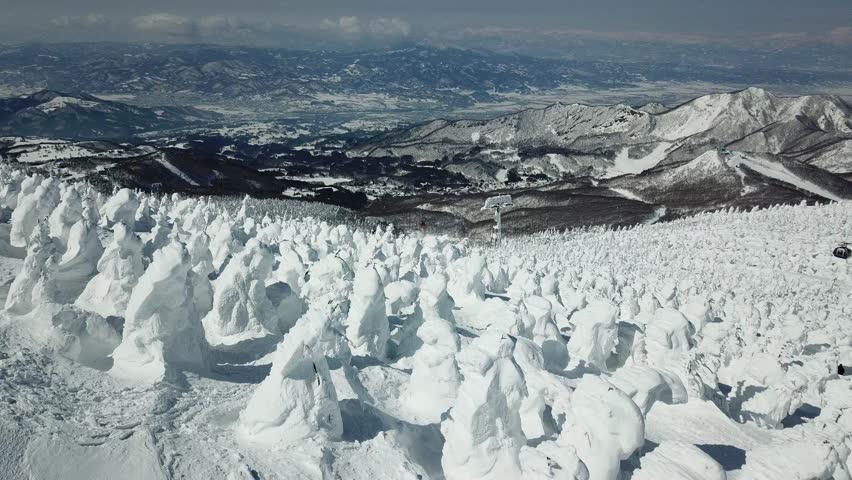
2, 43, 852, 120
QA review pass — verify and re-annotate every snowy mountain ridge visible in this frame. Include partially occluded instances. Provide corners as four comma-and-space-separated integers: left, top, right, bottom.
356, 87, 852, 181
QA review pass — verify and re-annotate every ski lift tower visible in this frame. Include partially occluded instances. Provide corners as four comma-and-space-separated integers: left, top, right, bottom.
482, 194, 513, 246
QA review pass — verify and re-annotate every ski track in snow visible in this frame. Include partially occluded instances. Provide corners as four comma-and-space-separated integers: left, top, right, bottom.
727, 152, 843, 201
609, 187, 647, 203
154, 154, 199, 186
0, 167, 851, 480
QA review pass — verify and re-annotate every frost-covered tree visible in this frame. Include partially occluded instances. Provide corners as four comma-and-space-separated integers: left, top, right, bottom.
557, 375, 645, 480
54, 216, 104, 303
208, 217, 244, 272
10, 177, 60, 248
99, 188, 139, 228
447, 253, 487, 305
567, 301, 619, 370
133, 196, 155, 232
75, 222, 145, 318
442, 336, 527, 480
143, 210, 172, 259
48, 184, 83, 249
523, 296, 568, 370
5, 221, 59, 314
202, 239, 280, 346
271, 241, 307, 296
0, 168, 25, 209
110, 240, 208, 385
236, 307, 343, 444
186, 231, 215, 319
401, 273, 461, 424
346, 265, 389, 359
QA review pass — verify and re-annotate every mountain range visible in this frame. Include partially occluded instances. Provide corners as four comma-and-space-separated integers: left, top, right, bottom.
356, 87, 852, 181
1, 87, 850, 236
354, 87, 852, 234
2, 43, 852, 116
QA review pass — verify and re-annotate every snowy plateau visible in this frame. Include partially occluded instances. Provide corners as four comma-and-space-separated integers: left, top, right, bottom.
0, 165, 851, 480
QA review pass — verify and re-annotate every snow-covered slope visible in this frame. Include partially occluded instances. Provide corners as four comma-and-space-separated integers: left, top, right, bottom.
0, 137, 157, 165
604, 149, 852, 210
0, 91, 220, 139
356, 88, 852, 182
1, 167, 851, 479
726, 151, 848, 202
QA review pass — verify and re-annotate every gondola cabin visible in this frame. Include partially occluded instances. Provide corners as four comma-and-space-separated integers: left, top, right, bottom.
834, 244, 850, 260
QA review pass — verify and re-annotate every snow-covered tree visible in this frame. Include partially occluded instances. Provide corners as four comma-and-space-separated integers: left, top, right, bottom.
5, 221, 59, 313
110, 240, 208, 385
346, 264, 389, 359
99, 188, 139, 228
442, 336, 527, 480
236, 307, 343, 444
75, 222, 145, 318
401, 273, 461, 424
47, 184, 83, 249
202, 239, 279, 346
10, 177, 60, 248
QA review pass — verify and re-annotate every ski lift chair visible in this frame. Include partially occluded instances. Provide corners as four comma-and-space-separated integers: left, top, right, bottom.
834, 243, 850, 260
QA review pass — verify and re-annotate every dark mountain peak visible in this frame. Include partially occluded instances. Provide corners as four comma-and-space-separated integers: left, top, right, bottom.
25, 90, 103, 104
26, 90, 69, 102
0, 90, 218, 140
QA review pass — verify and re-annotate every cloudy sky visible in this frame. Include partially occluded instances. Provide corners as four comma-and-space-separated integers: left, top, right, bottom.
1, 0, 850, 53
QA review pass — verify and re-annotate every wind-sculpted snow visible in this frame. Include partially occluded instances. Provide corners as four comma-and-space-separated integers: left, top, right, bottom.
631, 441, 726, 480
0, 166, 850, 479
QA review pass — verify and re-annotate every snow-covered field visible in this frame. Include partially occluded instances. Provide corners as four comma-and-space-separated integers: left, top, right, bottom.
1, 137, 156, 164
0, 166, 850, 480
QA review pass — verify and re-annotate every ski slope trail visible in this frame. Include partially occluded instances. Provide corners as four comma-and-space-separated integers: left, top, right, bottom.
726, 152, 847, 202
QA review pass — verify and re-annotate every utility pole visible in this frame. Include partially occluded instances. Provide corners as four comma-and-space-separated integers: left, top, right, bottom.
494, 205, 502, 246
483, 195, 513, 246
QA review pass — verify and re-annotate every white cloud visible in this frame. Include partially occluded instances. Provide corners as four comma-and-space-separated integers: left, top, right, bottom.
828, 26, 852, 46
197, 15, 256, 39
130, 13, 195, 38
321, 16, 362, 37
42, 11, 845, 54
321, 16, 411, 41
51, 13, 110, 29
367, 18, 411, 38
